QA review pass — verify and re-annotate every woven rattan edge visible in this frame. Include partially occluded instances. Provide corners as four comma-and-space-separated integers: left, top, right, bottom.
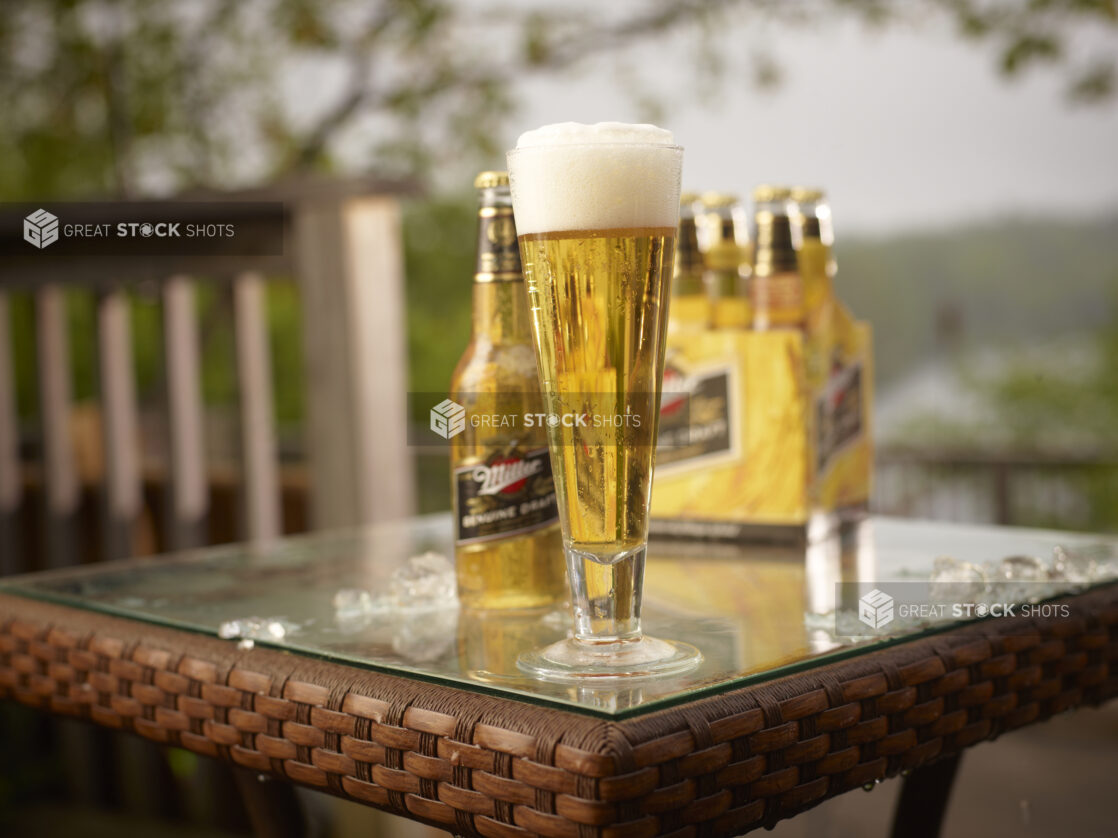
612, 581, 1118, 833
2, 584, 1117, 837
0, 592, 633, 836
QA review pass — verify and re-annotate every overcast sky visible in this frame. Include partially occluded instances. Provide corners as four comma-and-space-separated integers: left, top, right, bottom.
503, 15, 1118, 235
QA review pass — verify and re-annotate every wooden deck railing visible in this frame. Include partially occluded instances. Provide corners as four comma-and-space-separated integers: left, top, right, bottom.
0, 177, 419, 573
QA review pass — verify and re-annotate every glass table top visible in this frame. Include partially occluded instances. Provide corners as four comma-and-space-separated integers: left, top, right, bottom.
3, 515, 1116, 719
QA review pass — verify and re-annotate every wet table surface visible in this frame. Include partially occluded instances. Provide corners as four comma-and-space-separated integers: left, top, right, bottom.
2, 515, 1116, 719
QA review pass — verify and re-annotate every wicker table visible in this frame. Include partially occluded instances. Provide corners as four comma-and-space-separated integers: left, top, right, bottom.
1, 516, 1115, 838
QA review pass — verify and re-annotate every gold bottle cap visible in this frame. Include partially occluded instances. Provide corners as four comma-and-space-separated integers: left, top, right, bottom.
474, 170, 509, 189
700, 191, 740, 208
791, 186, 825, 203
752, 184, 792, 203
680, 191, 701, 205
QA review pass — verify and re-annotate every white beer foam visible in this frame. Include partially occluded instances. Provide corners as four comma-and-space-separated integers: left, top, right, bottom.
508, 122, 682, 235
515, 122, 673, 148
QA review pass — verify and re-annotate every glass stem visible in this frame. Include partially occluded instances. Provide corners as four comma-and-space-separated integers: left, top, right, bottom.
564, 543, 646, 644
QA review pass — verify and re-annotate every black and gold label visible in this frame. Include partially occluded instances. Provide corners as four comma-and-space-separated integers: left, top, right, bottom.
475, 207, 522, 280
817, 362, 864, 472
454, 447, 558, 544
656, 360, 735, 469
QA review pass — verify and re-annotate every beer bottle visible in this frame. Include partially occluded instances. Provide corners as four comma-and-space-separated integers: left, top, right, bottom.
668, 192, 708, 334
450, 172, 566, 610
698, 193, 752, 330
790, 187, 835, 387
750, 185, 804, 330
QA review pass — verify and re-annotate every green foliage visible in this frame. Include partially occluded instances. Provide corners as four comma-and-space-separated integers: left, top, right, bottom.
5, 279, 305, 441
8, 294, 37, 421
194, 285, 235, 410
892, 314, 1118, 531
835, 213, 1118, 386
980, 321, 1118, 447
266, 280, 306, 430
1, 1, 1114, 201
0, 0, 506, 197
129, 285, 164, 406
895, 301, 1118, 452
402, 194, 476, 414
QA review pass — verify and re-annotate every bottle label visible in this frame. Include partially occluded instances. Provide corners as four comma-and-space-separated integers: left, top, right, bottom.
656, 358, 737, 470
751, 273, 804, 325
476, 207, 522, 279
455, 447, 558, 544
816, 361, 864, 472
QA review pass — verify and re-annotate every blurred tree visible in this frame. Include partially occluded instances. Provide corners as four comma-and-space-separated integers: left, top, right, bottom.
0, 0, 1115, 199
907, 298, 1118, 452
836, 212, 1118, 386
889, 303, 1118, 531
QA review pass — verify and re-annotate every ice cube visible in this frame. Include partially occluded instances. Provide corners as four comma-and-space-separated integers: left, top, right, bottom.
998, 555, 1047, 582
218, 620, 245, 639
1094, 547, 1118, 580
391, 552, 456, 609
332, 588, 374, 618
1051, 546, 1096, 583
929, 556, 988, 603
1054, 544, 1118, 583
996, 555, 1050, 604
217, 616, 295, 642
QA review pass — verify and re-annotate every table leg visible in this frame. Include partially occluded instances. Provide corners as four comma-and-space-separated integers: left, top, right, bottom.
889, 754, 963, 838
233, 768, 307, 838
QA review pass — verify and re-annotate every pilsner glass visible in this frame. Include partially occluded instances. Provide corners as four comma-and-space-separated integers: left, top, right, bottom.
507, 122, 702, 679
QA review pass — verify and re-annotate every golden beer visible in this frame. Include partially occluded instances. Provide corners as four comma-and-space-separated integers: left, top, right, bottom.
451, 171, 565, 610
518, 226, 674, 561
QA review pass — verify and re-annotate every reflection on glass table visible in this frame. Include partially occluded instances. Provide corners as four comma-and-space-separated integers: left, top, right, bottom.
2, 514, 1115, 718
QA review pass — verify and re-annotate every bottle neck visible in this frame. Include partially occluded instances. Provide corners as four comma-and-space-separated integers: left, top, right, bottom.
674, 220, 704, 296
704, 242, 748, 299
675, 214, 703, 275
793, 201, 837, 279
471, 185, 531, 342
472, 279, 532, 343
475, 189, 521, 281
753, 205, 798, 277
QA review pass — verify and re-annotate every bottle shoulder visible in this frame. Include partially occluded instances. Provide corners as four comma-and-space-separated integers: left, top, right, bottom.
451, 339, 540, 393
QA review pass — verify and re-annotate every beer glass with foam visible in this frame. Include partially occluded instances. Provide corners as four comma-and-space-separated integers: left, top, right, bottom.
507, 122, 702, 679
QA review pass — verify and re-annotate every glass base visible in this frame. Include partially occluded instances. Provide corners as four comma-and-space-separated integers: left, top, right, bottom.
517, 635, 702, 682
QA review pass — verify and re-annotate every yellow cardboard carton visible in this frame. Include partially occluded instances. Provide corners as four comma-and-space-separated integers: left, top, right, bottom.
651, 315, 872, 542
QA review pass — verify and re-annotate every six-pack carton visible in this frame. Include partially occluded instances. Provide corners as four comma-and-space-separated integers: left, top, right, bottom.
651, 299, 873, 544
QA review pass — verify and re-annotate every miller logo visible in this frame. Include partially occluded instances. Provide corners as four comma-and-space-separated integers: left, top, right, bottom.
454, 447, 557, 544
472, 457, 543, 496
24, 208, 60, 249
